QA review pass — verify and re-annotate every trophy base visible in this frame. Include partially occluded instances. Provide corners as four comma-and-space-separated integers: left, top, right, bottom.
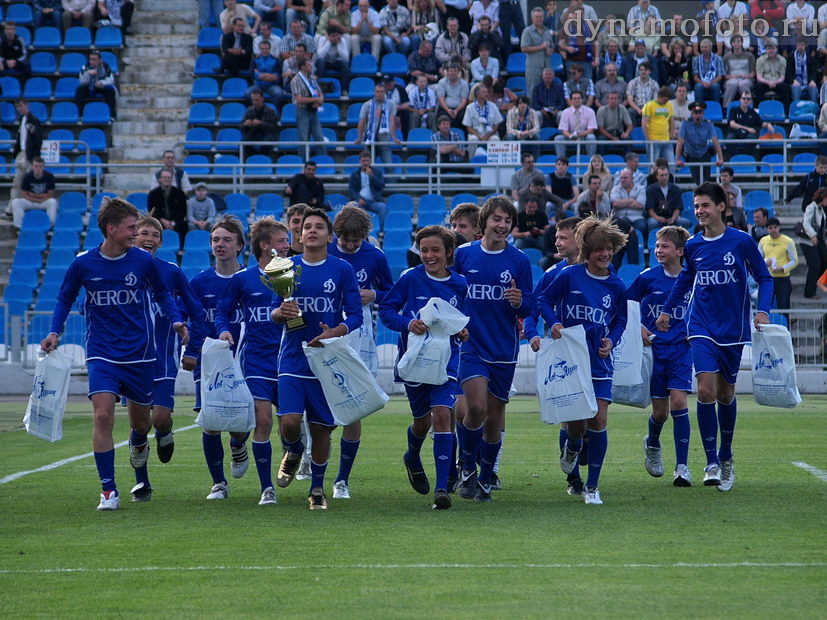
285, 315, 307, 332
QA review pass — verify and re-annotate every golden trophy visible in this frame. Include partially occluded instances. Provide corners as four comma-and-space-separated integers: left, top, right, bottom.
262, 252, 306, 331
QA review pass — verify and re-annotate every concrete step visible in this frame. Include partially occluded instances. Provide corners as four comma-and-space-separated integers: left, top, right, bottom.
109, 146, 182, 160
120, 69, 194, 84
102, 172, 156, 191
126, 34, 195, 48
112, 121, 188, 136
118, 108, 188, 122
111, 133, 186, 147
133, 21, 199, 36
123, 44, 194, 59
119, 95, 190, 109
140, 0, 199, 11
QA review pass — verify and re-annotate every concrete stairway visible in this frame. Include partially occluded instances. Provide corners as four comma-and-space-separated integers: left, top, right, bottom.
102, 0, 198, 193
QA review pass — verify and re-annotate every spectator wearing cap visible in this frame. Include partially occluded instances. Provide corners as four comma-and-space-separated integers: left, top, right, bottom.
758, 218, 798, 312
624, 38, 659, 84
692, 38, 725, 104
187, 183, 217, 231
755, 37, 790, 108
675, 100, 724, 185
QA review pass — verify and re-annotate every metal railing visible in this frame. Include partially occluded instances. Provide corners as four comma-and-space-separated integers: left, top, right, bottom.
0, 140, 94, 200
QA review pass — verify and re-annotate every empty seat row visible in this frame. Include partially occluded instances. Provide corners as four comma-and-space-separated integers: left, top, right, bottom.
0, 101, 112, 125
26, 51, 120, 76
3, 24, 123, 49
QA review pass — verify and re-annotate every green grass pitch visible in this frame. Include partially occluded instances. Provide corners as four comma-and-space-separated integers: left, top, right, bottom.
1, 395, 825, 618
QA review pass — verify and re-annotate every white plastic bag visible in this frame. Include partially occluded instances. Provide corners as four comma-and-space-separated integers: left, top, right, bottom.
612, 345, 653, 408
611, 300, 643, 386
196, 338, 256, 432
304, 336, 389, 426
751, 324, 801, 408
23, 349, 72, 442
397, 297, 469, 385
535, 325, 598, 424
347, 305, 378, 377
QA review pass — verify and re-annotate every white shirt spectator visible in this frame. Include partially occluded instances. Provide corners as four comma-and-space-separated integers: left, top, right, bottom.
786, 1, 815, 29
253, 33, 282, 57
468, 0, 500, 33
470, 55, 500, 83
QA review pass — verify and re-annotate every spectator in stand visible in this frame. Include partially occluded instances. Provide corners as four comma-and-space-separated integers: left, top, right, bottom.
246, 41, 284, 103
383, 74, 411, 135
660, 38, 691, 94
219, 17, 254, 76
149, 170, 188, 246
64, 0, 95, 29
670, 81, 690, 132
520, 177, 563, 216
645, 156, 674, 185
750, 207, 769, 243
96, 0, 134, 36
635, 16, 662, 57
675, 101, 723, 185
75, 51, 117, 119
408, 39, 440, 86
0, 21, 30, 78
510, 152, 545, 203
8, 99, 42, 206
691, 0, 718, 56
381, 0, 412, 55
626, 0, 661, 34
316, 29, 349, 85
280, 41, 306, 90
254, 0, 286, 32
355, 82, 401, 168
786, 155, 827, 212
521, 7, 555, 102
241, 90, 278, 155
597, 18, 629, 60
554, 91, 597, 159
548, 156, 579, 215
470, 43, 499, 86
755, 38, 790, 108
641, 86, 676, 167
348, 151, 386, 232
818, 102, 827, 157
350, 0, 381, 58
285, 0, 315, 36
219, 0, 259, 34
150, 150, 192, 195
436, 63, 469, 129
254, 20, 282, 57
563, 63, 596, 108
506, 96, 541, 155
723, 189, 749, 231
597, 91, 632, 155
291, 57, 326, 156
543, 0, 561, 47
434, 16, 470, 74
410, 0, 441, 52
785, 0, 816, 33
10, 157, 57, 229
469, 16, 504, 64
692, 38, 724, 104
557, 8, 599, 83
468, 0, 499, 33
625, 39, 659, 84
575, 174, 611, 218
316, 0, 351, 49
598, 39, 626, 85
719, 166, 743, 208
580, 154, 613, 192
279, 19, 316, 61
187, 183, 217, 232
408, 73, 437, 130
462, 83, 502, 158
498, 0, 526, 58
430, 115, 467, 169
531, 67, 565, 128
626, 61, 658, 127
613, 151, 647, 189
726, 92, 776, 156
786, 37, 820, 104
758, 218, 798, 312
594, 62, 627, 109
722, 34, 754, 108
646, 165, 690, 231
490, 77, 517, 124
33, 0, 62, 29
511, 196, 550, 251
438, 0, 473, 35
285, 160, 326, 208
611, 168, 647, 238
750, 0, 786, 36
800, 187, 827, 298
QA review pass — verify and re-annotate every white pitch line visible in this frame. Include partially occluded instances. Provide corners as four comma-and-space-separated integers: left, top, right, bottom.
0, 424, 200, 486
792, 461, 827, 484
1, 562, 826, 575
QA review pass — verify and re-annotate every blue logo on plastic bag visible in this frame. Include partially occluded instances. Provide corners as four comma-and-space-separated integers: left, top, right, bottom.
544, 357, 579, 385
207, 367, 245, 392
33, 376, 57, 399
755, 349, 783, 371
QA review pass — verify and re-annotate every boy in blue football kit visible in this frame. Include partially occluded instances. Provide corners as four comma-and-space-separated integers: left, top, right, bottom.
379, 225, 469, 510
627, 226, 693, 486
184, 216, 246, 501
539, 217, 628, 505
327, 205, 394, 500
129, 216, 206, 501
216, 217, 291, 506
271, 208, 363, 510
657, 183, 773, 492
453, 196, 534, 503
41, 198, 188, 511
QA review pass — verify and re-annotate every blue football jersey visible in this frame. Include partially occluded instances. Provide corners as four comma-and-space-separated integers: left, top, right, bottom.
275, 255, 363, 378
215, 265, 284, 381
524, 258, 570, 341
50, 247, 181, 364
453, 241, 534, 364
184, 266, 244, 360
538, 263, 628, 379
661, 227, 773, 346
328, 239, 394, 304
378, 264, 468, 381
626, 264, 688, 347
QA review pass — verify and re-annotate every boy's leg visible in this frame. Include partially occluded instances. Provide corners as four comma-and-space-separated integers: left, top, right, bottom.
91, 392, 118, 507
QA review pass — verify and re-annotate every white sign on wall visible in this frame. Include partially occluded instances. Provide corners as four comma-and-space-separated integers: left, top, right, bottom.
40, 140, 60, 164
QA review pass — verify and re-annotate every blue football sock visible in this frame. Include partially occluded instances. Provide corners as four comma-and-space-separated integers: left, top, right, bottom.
456, 421, 466, 462
671, 408, 690, 466
129, 428, 147, 448
229, 432, 250, 449
284, 436, 304, 455
433, 432, 453, 491
647, 414, 665, 448
133, 461, 150, 488
336, 437, 360, 484
717, 397, 737, 462
94, 449, 116, 493
696, 400, 719, 466
406, 425, 426, 462
310, 459, 327, 492
460, 424, 483, 473
252, 440, 273, 491
565, 436, 583, 454
585, 428, 607, 489
154, 428, 171, 439
448, 432, 458, 479
477, 439, 501, 487
202, 432, 226, 484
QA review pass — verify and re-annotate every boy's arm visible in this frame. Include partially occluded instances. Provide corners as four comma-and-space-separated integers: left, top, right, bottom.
214, 275, 241, 339
378, 276, 413, 333
606, 287, 628, 348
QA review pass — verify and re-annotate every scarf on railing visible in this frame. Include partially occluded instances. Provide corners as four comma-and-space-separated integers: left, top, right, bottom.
365, 98, 390, 142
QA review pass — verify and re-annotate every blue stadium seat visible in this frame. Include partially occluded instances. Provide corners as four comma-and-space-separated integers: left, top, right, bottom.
54, 211, 83, 231
384, 211, 412, 231
0, 76, 21, 100
342, 153, 360, 174
16, 229, 47, 251
78, 128, 106, 152
185, 127, 213, 151
27, 100, 47, 122
244, 154, 273, 176
348, 77, 375, 99
12, 248, 43, 270
255, 193, 283, 217
46, 249, 77, 270
758, 125, 785, 146
126, 192, 148, 211
189, 102, 216, 125
182, 154, 211, 175
380, 53, 407, 76
704, 101, 723, 122
21, 210, 52, 232
215, 127, 241, 150
6, 3, 33, 25
23, 77, 52, 99
792, 152, 817, 173
506, 52, 526, 74
758, 100, 785, 122
184, 230, 211, 251
744, 190, 772, 212
218, 102, 245, 124
32, 26, 61, 48
387, 194, 414, 214
728, 154, 757, 175
181, 250, 211, 270
790, 124, 818, 148
101, 51, 119, 74
225, 193, 252, 214
94, 27, 123, 48
42, 267, 68, 286
522, 248, 542, 265
417, 209, 446, 227
276, 154, 303, 176
197, 27, 222, 49
310, 155, 335, 175
550, 52, 564, 74
58, 52, 84, 76
407, 128, 432, 151
506, 76, 526, 96
618, 264, 644, 287
213, 153, 241, 175
8, 267, 39, 291
92, 192, 117, 212
54, 77, 79, 99
47, 155, 72, 175
318, 77, 341, 99
63, 26, 92, 49
351, 54, 378, 76
318, 104, 339, 125
155, 247, 178, 264
29, 51, 56, 75
327, 193, 348, 209
59, 192, 87, 213
280, 103, 297, 125
3, 284, 34, 308
759, 153, 784, 176
163, 229, 181, 248
383, 228, 411, 250
0, 101, 15, 123
194, 53, 221, 76
405, 154, 428, 177
220, 78, 247, 99
192, 77, 219, 100
451, 193, 478, 209
346, 102, 362, 124
418, 194, 446, 214
789, 100, 818, 123
83, 227, 104, 249
75, 154, 103, 178
50, 101, 79, 124
81, 101, 111, 124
